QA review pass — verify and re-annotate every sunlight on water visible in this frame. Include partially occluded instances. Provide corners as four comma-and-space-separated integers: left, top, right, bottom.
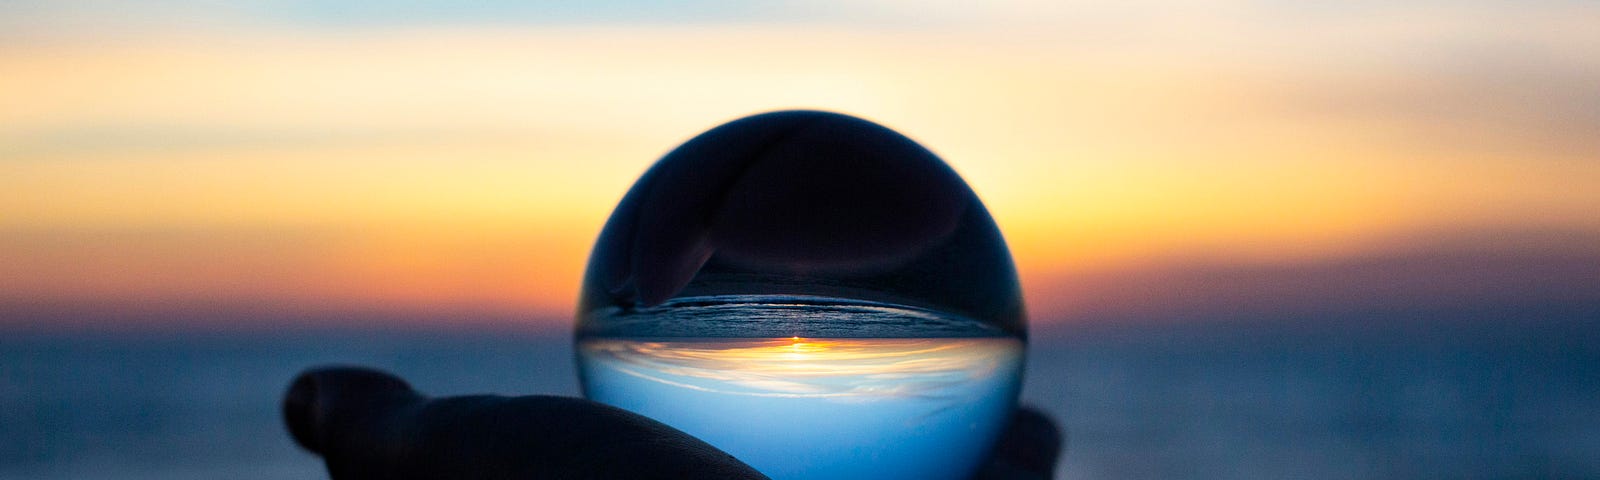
579, 337, 1024, 480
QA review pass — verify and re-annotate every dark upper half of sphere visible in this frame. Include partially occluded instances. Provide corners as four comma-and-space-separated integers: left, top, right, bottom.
578, 110, 1025, 336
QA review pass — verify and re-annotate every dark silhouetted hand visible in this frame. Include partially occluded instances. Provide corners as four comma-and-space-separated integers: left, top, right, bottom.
284, 366, 1062, 480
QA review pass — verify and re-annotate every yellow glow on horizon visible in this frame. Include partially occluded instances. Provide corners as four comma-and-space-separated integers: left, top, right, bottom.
3, 21, 1597, 324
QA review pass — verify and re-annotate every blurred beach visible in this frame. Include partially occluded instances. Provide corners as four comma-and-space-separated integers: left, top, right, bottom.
4, 311, 1596, 479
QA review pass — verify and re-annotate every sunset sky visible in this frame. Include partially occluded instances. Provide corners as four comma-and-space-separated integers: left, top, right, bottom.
3, 1, 1598, 330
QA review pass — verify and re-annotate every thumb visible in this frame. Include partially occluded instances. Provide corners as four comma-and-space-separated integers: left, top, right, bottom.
282, 366, 768, 480
282, 366, 425, 478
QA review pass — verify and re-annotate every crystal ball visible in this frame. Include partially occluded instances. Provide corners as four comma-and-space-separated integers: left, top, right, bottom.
574, 110, 1027, 480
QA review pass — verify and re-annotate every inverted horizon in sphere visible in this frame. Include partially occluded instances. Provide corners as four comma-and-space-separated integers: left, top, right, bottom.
579, 336, 1024, 480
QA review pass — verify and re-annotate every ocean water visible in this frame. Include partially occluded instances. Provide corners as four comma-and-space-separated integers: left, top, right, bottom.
2, 320, 1597, 479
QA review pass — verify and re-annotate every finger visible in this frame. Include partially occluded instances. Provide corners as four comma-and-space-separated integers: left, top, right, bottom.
972, 405, 1065, 480
283, 366, 418, 459
283, 366, 768, 480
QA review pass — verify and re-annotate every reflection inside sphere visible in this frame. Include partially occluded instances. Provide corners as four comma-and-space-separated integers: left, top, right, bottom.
579, 301, 1023, 480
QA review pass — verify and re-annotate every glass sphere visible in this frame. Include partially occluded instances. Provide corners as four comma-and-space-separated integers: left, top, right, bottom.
575, 110, 1027, 480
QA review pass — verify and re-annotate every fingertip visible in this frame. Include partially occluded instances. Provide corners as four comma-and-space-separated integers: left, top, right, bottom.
283, 370, 322, 453
974, 405, 1064, 480
283, 366, 418, 455
1007, 405, 1064, 472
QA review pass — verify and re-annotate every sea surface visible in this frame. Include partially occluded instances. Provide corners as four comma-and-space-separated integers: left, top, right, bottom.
3, 319, 1597, 479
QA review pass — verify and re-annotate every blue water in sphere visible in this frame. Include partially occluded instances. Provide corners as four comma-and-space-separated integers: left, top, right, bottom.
574, 111, 1027, 480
